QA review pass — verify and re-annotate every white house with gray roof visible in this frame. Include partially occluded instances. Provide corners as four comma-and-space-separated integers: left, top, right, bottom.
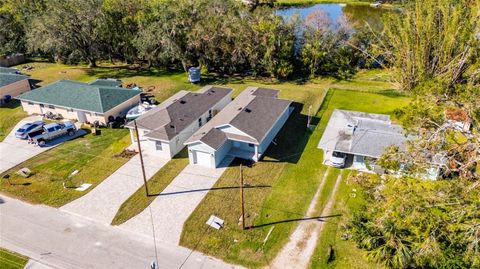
318, 109, 407, 171
184, 87, 293, 168
125, 86, 233, 159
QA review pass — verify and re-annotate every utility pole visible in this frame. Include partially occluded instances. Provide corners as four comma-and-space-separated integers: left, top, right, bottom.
134, 120, 149, 196
240, 164, 246, 230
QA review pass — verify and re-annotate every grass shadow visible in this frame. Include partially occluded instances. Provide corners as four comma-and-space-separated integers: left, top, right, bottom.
261, 102, 319, 164
153, 184, 271, 197
248, 214, 342, 229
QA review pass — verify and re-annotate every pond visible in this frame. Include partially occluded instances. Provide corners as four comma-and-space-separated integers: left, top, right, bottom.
276, 3, 391, 30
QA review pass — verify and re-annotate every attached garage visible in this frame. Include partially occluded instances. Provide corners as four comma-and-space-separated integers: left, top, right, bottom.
192, 150, 213, 167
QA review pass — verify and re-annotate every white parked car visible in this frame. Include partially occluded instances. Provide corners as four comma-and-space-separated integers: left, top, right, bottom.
331, 151, 347, 168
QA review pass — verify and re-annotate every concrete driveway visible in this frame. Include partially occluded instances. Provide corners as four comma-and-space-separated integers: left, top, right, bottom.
61, 149, 169, 224
0, 116, 86, 174
120, 156, 233, 245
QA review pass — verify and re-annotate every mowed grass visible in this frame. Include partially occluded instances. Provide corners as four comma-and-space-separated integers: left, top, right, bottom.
305, 88, 409, 269
111, 148, 190, 225
0, 248, 28, 269
180, 88, 409, 268
0, 100, 27, 141
0, 129, 132, 207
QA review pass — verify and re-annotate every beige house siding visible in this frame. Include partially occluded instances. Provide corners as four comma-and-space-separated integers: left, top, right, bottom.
20, 95, 140, 125
1, 79, 31, 98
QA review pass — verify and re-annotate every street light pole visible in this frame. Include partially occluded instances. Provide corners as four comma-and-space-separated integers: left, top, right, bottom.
134, 120, 149, 196
240, 164, 246, 230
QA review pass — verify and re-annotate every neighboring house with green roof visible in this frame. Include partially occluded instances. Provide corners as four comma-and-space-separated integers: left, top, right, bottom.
0, 73, 31, 104
17, 79, 141, 125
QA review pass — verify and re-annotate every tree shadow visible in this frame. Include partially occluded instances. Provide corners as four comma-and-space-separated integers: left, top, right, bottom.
149, 184, 271, 197
261, 102, 319, 164
247, 214, 342, 229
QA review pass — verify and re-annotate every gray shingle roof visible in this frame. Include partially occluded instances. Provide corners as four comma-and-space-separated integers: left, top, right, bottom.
16, 80, 141, 113
127, 86, 233, 141
0, 73, 29, 88
318, 109, 407, 158
185, 87, 292, 149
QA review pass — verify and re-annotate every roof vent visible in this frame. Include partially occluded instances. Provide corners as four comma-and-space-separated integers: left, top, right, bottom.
238, 107, 243, 111
170, 125, 175, 128
245, 108, 252, 113
211, 90, 215, 93
180, 100, 187, 104
180, 118, 184, 121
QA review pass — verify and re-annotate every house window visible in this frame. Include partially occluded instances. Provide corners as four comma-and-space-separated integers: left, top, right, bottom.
198, 118, 202, 127
67, 108, 73, 112
28, 102, 34, 105
155, 141, 162, 151
48, 105, 55, 109
40, 104, 44, 108
248, 143, 254, 148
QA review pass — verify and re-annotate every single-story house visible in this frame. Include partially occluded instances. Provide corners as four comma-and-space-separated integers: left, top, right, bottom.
16, 79, 141, 125
125, 86, 233, 159
318, 109, 445, 180
184, 87, 293, 168
0, 67, 31, 103
318, 109, 407, 171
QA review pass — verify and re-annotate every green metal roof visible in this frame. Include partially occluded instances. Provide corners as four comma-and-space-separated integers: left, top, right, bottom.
16, 80, 141, 113
89, 79, 123, 87
0, 73, 29, 88
0, 67, 20, 74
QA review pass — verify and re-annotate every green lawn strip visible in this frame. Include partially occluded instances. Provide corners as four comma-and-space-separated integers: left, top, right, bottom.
312, 167, 340, 216
111, 148, 189, 225
0, 248, 28, 269
0, 100, 27, 141
0, 129, 131, 207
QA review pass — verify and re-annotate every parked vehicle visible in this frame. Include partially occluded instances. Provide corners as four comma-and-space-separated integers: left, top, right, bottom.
28, 121, 76, 146
126, 102, 157, 120
331, 151, 347, 168
15, 121, 45, 139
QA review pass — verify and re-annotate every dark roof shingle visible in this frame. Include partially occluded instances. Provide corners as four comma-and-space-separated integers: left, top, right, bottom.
0, 73, 29, 88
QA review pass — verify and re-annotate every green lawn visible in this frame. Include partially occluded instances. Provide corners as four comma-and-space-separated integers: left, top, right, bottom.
111, 148, 190, 225
180, 87, 409, 268
0, 100, 27, 141
0, 128, 132, 207
0, 248, 28, 269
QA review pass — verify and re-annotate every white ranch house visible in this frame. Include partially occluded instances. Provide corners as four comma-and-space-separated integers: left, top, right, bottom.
185, 87, 293, 168
125, 86, 233, 159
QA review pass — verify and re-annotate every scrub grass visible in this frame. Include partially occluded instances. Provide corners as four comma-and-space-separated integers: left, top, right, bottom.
0, 248, 28, 269
0, 129, 132, 207
0, 100, 27, 141
180, 88, 409, 268
111, 148, 190, 225
276, 0, 370, 7
308, 172, 382, 269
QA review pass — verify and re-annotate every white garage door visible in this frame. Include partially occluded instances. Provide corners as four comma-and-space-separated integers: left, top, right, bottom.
194, 151, 213, 168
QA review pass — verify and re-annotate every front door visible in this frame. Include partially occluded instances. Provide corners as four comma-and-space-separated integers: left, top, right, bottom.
76, 110, 87, 123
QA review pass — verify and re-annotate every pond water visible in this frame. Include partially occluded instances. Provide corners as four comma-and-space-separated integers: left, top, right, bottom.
276, 3, 390, 30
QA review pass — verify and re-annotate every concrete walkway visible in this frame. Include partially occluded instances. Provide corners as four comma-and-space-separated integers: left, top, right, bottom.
0, 116, 85, 174
1, 195, 243, 269
61, 148, 169, 224
121, 156, 233, 245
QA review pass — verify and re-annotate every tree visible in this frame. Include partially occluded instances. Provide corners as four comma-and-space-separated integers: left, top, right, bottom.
377, 0, 477, 90
27, 0, 106, 67
0, 11, 25, 56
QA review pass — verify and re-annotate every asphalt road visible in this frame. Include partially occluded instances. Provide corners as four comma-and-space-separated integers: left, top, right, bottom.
0, 195, 242, 269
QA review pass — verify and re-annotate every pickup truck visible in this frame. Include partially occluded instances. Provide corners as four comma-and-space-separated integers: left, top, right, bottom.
28, 121, 76, 146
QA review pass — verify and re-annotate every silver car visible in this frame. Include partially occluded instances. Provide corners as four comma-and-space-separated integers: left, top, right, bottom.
15, 121, 45, 139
